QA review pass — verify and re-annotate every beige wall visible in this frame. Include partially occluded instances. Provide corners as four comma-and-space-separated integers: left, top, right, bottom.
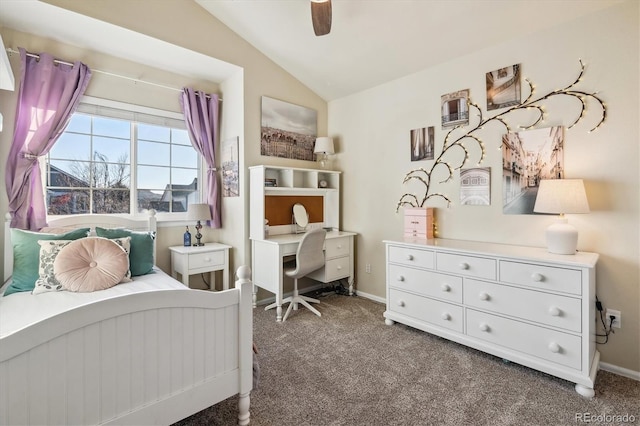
330, 1, 639, 372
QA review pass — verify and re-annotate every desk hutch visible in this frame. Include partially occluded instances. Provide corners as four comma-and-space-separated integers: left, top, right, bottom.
249, 165, 356, 321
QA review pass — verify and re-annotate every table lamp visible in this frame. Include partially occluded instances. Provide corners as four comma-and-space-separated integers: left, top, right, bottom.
533, 179, 590, 255
314, 137, 334, 169
187, 203, 212, 246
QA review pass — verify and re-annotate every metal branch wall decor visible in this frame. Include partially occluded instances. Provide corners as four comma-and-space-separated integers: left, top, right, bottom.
396, 60, 606, 211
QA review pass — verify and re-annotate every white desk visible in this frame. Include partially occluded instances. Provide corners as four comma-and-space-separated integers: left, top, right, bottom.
251, 230, 356, 321
169, 244, 231, 290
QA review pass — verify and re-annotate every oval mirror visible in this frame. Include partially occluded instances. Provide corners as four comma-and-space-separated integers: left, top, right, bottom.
292, 203, 309, 229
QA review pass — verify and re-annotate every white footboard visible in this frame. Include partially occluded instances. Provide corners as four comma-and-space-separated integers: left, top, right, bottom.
0, 267, 253, 426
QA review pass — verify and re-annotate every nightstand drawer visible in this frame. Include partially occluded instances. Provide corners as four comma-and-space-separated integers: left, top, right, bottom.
436, 252, 496, 280
389, 289, 463, 332
464, 279, 582, 332
325, 237, 350, 258
500, 261, 582, 295
388, 246, 434, 269
388, 264, 462, 303
467, 309, 581, 369
190, 251, 225, 269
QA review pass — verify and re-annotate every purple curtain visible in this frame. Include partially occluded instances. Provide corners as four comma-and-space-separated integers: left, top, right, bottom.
180, 88, 221, 228
5, 48, 91, 230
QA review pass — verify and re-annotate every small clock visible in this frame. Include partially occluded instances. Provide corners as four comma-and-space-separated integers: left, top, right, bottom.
319, 180, 328, 188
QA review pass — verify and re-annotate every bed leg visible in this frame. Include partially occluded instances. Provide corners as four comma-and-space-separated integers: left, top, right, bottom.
238, 392, 251, 425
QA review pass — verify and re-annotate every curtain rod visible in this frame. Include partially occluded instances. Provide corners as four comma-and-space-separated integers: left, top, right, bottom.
6, 48, 222, 101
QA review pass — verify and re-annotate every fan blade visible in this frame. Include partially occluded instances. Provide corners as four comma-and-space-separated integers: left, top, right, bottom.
311, 0, 332, 36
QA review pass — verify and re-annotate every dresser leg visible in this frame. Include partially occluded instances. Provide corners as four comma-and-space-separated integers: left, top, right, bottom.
384, 318, 395, 326
575, 384, 595, 398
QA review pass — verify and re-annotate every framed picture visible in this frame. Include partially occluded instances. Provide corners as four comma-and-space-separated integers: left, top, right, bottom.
502, 126, 564, 214
410, 126, 435, 161
441, 89, 469, 128
460, 167, 491, 206
260, 96, 317, 161
221, 136, 239, 197
486, 64, 521, 111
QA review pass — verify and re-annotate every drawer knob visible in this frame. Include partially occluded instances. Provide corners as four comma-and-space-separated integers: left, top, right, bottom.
548, 342, 561, 353
337, 265, 343, 270
479, 323, 490, 332
441, 283, 451, 292
548, 306, 562, 317
397, 300, 405, 307
406, 254, 414, 261
531, 273, 544, 282
397, 275, 405, 282
204, 257, 211, 262
337, 245, 342, 249
441, 312, 451, 321
459, 262, 470, 270
478, 292, 490, 301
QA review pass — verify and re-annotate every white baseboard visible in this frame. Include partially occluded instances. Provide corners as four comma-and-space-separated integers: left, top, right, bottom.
599, 362, 640, 381
353, 290, 385, 304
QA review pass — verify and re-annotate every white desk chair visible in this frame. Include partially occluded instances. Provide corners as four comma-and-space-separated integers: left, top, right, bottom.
266, 228, 327, 321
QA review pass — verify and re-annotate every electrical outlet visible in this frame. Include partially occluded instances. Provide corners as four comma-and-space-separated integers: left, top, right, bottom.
365, 263, 371, 273
606, 309, 621, 328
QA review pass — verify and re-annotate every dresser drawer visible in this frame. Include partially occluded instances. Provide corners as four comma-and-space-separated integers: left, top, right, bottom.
389, 289, 463, 333
463, 279, 582, 332
190, 251, 225, 269
500, 261, 582, 295
436, 252, 496, 280
388, 264, 462, 303
325, 237, 350, 259
388, 246, 434, 269
466, 309, 581, 369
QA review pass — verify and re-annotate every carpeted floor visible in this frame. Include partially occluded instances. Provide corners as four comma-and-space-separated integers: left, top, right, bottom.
175, 293, 639, 426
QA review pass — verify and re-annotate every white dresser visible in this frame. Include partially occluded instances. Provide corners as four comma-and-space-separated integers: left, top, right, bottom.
384, 238, 599, 397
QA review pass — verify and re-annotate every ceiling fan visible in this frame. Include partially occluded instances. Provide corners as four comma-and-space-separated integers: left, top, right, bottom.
310, 0, 332, 36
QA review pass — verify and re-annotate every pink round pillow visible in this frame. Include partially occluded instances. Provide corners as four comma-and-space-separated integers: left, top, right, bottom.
54, 237, 129, 292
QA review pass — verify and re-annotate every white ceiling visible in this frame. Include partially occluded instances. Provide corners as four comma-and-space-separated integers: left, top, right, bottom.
196, 0, 622, 101
0, 0, 622, 102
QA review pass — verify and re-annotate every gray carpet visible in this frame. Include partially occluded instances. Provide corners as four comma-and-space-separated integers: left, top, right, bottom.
175, 293, 639, 426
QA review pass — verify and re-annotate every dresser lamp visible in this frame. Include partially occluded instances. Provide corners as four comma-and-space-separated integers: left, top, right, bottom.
187, 203, 212, 246
314, 137, 334, 169
533, 179, 590, 255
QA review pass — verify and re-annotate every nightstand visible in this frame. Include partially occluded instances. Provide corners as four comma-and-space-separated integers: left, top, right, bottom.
169, 244, 231, 290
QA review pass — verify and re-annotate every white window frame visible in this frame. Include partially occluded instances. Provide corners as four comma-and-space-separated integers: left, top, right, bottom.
43, 96, 205, 224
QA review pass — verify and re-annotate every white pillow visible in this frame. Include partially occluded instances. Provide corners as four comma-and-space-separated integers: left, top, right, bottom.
54, 237, 129, 292
32, 240, 73, 294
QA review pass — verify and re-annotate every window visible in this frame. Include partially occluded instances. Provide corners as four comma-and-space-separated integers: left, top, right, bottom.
45, 97, 201, 216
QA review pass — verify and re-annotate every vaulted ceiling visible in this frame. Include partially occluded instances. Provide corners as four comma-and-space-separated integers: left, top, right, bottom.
196, 0, 622, 100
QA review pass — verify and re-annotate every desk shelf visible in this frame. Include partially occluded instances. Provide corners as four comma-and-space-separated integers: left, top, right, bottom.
250, 165, 342, 240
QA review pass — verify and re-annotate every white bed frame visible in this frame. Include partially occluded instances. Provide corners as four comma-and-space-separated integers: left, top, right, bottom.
1, 212, 253, 425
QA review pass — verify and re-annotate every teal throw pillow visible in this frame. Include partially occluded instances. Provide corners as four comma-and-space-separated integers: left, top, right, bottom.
5, 227, 90, 296
95, 227, 155, 276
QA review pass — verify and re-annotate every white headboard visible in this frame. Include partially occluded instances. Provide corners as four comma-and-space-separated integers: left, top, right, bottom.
4, 211, 157, 283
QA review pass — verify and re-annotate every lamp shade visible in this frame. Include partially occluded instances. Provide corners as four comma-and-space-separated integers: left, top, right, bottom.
314, 137, 335, 154
187, 203, 212, 221
534, 179, 589, 255
533, 179, 590, 214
